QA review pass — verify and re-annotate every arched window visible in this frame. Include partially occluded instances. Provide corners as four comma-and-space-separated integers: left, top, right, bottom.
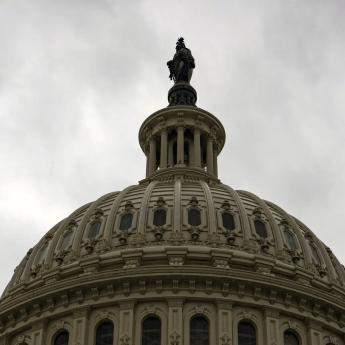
254, 219, 267, 238
54, 330, 69, 345
190, 315, 209, 345
88, 221, 101, 240
153, 208, 167, 227
188, 208, 201, 226
142, 316, 161, 345
284, 229, 297, 250
222, 212, 235, 231
284, 329, 299, 345
96, 320, 114, 345
119, 213, 133, 231
238, 321, 256, 345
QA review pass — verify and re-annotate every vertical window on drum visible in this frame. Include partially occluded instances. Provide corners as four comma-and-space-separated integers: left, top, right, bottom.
153, 208, 167, 227
190, 316, 209, 345
238, 321, 256, 345
254, 219, 268, 238
54, 330, 69, 345
142, 316, 161, 345
222, 212, 235, 231
119, 213, 133, 231
188, 208, 201, 226
88, 221, 101, 240
284, 330, 299, 345
96, 321, 114, 345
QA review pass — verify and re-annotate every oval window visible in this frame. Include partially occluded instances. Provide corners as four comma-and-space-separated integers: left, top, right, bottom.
153, 208, 167, 227
188, 208, 201, 226
284, 229, 297, 250
88, 222, 101, 240
119, 213, 133, 231
61, 231, 73, 250
254, 219, 267, 238
222, 212, 235, 230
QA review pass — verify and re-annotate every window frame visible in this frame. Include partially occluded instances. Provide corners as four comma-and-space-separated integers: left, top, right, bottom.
189, 314, 210, 345
95, 319, 115, 345
141, 314, 162, 345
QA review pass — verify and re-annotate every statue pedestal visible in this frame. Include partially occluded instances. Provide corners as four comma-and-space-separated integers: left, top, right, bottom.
168, 82, 197, 106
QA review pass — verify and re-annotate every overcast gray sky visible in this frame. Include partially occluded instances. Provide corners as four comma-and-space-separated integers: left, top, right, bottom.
0, 0, 344, 293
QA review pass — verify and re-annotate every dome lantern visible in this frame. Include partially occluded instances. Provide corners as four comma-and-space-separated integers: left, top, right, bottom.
139, 38, 226, 181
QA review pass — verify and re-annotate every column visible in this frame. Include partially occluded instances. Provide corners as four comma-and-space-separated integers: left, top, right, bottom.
119, 301, 135, 345
193, 128, 201, 168
0, 335, 9, 345
168, 140, 174, 167
307, 321, 322, 345
31, 320, 47, 345
206, 136, 214, 175
168, 299, 184, 345
149, 137, 157, 175
189, 140, 194, 167
264, 308, 280, 345
213, 146, 218, 177
217, 302, 233, 345
160, 130, 168, 169
72, 308, 89, 345
146, 154, 149, 177
177, 127, 184, 165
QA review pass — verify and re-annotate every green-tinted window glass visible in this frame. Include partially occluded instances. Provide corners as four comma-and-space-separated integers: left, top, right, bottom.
119, 213, 133, 231
88, 222, 101, 240
54, 331, 69, 345
284, 229, 297, 250
190, 316, 209, 345
284, 330, 299, 345
153, 209, 167, 227
142, 316, 161, 345
254, 219, 267, 238
222, 212, 235, 230
238, 321, 256, 345
188, 208, 201, 226
96, 321, 114, 345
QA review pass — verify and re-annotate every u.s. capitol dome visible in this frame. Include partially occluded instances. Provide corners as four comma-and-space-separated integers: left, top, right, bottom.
0, 38, 344, 345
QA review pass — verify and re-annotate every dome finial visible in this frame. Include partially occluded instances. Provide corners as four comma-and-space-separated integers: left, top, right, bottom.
167, 37, 197, 106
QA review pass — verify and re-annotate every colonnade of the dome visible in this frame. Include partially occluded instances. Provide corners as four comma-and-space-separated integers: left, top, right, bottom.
139, 106, 225, 179
146, 126, 218, 177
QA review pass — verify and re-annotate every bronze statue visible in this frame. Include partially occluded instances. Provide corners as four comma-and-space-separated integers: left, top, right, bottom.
167, 37, 195, 83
